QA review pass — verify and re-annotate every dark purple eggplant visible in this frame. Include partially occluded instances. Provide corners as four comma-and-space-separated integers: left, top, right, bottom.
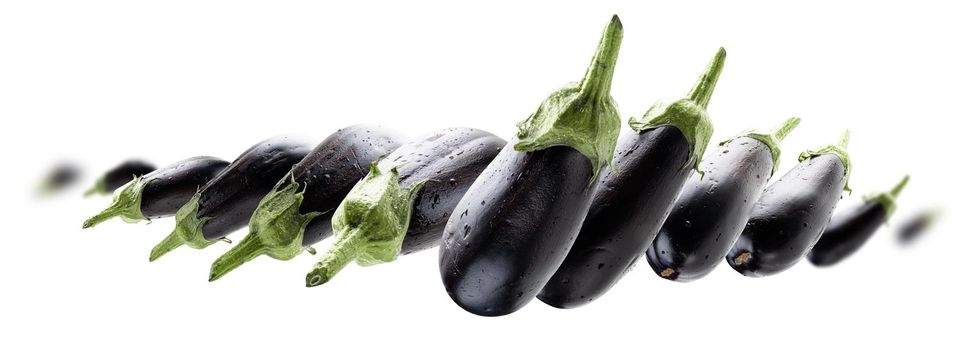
206, 124, 405, 281
84, 159, 156, 197
82, 156, 229, 228
439, 16, 623, 316
36, 162, 81, 196
149, 135, 315, 262
646, 117, 800, 282
808, 175, 910, 267
304, 128, 505, 286
897, 208, 940, 245
726, 131, 852, 277
537, 48, 725, 308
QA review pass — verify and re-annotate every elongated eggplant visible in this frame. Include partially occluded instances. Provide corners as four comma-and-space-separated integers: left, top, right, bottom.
897, 208, 940, 245
149, 135, 314, 261
808, 175, 910, 266
84, 159, 156, 197
82, 156, 230, 228
537, 48, 725, 308
646, 117, 800, 282
208, 125, 405, 281
726, 131, 852, 277
440, 16, 623, 317
304, 128, 505, 286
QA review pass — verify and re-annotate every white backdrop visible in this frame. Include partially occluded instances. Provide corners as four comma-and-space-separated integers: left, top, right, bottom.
2, 1, 973, 349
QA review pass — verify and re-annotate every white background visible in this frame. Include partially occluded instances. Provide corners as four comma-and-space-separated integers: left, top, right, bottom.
2, 1, 974, 349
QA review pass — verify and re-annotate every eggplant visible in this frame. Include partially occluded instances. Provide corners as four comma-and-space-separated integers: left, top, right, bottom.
36, 162, 81, 196
808, 176, 910, 267
149, 135, 315, 261
646, 117, 800, 282
304, 128, 505, 286
439, 16, 623, 316
84, 159, 156, 197
726, 131, 852, 277
897, 209, 940, 245
537, 48, 725, 308
82, 156, 230, 228
208, 125, 405, 281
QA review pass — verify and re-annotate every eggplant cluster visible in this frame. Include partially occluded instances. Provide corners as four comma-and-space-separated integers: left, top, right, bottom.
82, 15, 918, 317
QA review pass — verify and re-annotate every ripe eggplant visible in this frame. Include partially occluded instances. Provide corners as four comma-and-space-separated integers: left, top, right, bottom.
646, 117, 800, 282
897, 209, 940, 245
36, 162, 81, 196
726, 131, 852, 277
84, 159, 156, 197
82, 156, 230, 228
208, 125, 405, 281
304, 128, 505, 286
149, 135, 314, 261
538, 48, 725, 308
440, 16, 623, 316
808, 175, 910, 267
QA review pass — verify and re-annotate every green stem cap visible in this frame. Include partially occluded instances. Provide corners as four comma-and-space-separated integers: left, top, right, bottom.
305, 164, 427, 287
148, 192, 216, 262
513, 15, 624, 182
722, 116, 802, 176
799, 129, 853, 191
866, 175, 910, 219
83, 178, 107, 198
82, 177, 146, 229
628, 47, 726, 173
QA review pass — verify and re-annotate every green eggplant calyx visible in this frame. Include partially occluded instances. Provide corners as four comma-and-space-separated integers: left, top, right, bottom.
722, 116, 801, 176
800, 129, 853, 192
514, 15, 623, 182
305, 164, 427, 287
83, 178, 108, 198
149, 192, 215, 262
209, 176, 323, 281
864, 175, 910, 219
629, 47, 726, 174
82, 176, 147, 229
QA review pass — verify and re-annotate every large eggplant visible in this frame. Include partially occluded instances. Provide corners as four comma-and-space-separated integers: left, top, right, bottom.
646, 117, 800, 282
82, 156, 230, 228
208, 125, 404, 281
304, 127, 505, 286
440, 16, 623, 316
538, 48, 725, 308
149, 135, 314, 261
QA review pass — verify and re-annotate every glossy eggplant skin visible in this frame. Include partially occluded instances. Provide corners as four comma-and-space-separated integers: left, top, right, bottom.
440, 144, 597, 316
199, 135, 314, 241
388, 128, 505, 255
807, 201, 887, 267
538, 126, 690, 308
138, 157, 230, 219
646, 137, 773, 282
726, 154, 846, 277
104, 160, 156, 192
293, 125, 405, 247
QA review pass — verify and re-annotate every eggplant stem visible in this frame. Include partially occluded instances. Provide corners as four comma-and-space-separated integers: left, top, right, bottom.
688, 47, 727, 108
149, 231, 185, 262
773, 117, 801, 142
82, 208, 124, 229
889, 175, 910, 199
578, 15, 623, 100
305, 232, 364, 287
209, 234, 266, 282
83, 179, 105, 197
837, 129, 851, 149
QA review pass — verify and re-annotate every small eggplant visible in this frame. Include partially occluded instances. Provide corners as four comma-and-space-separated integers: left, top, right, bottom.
726, 131, 852, 277
36, 162, 82, 196
82, 156, 230, 228
808, 176, 910, 267
440, 16, 623, 316
84, 159, 156, 197
208, 125, 405, 281
149, 135, 314, 261
304, 128, 505, 286
646, 117, 800, 282
897, 208, 940, 245
538, 48, 725, 308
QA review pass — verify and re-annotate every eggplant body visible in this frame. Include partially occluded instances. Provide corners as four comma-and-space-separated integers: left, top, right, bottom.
440, 144, 597, 316
293, 125, 406, 246
103, 159, 157, 192
808, 201, 887, 266
140, 157, 230, 218
199, 136, 313, 240
727, 154, 846, 277
387, 128, 506, 254
538, 126, 690, 307
646, 137, 773, 282
897, 211, 936, 245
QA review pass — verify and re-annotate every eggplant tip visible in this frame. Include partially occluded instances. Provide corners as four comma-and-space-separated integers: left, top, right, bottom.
306, 274, 326, 287
733, 252, 753, 266
659, 267, 676, 279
